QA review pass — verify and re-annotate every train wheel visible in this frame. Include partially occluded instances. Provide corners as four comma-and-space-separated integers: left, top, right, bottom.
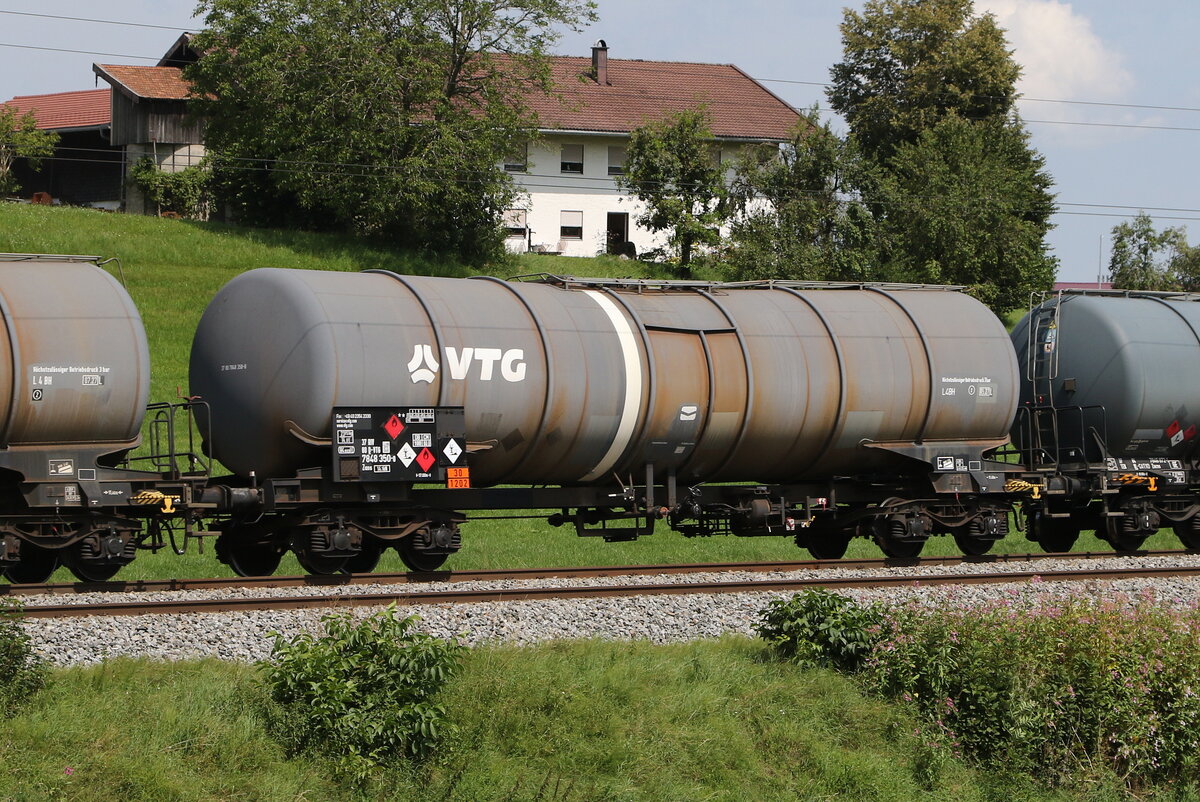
397, 538, 448, 572
66, 561, 121, 582
1028, 511, 1079, 553
1102, 517, 1148, 553
224, 543, 283, 578
806, 537, 851, 560
296, 552, 349, 575
953, 533, 994, 556
875, 536, 925, 558
344, 542, 384, 573
873, 513, 926, 559
1173, 521, 1200, 550
952, 520, 994, 556
4, 546, 59, 584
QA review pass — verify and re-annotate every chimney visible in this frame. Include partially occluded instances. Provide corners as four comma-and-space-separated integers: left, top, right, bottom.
591, 39, 609, 85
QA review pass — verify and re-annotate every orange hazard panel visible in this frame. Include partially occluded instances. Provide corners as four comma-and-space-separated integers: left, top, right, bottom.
447, 467, 470, 488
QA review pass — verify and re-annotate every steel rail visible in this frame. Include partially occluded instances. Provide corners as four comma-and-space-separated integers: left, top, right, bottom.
2, 549, 1192, 597
14, 560, 1200, 619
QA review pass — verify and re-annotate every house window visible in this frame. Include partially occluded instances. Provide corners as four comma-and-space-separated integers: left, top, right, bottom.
560, 210, 583, 239
504, 143, 528, 172
710, 147, 723, 168
503, 209, 527, 239
560, 144, 584, 174
607, 145, 626, 175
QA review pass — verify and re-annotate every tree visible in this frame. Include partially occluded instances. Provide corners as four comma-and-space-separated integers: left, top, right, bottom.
876, 114, 1056, 311
188, 0, 595, 263
0, 106, 58, 196
827, 0, 1019, 163
1107, 212, 1199, 291
727, 113, 879, 282
618, 108, 730, 276
814, 0, 1055, 312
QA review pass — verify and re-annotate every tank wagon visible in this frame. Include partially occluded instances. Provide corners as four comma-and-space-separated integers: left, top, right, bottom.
190, 269, 1023, 571
1012, 290, 1200, 552
0, 255, 218, 583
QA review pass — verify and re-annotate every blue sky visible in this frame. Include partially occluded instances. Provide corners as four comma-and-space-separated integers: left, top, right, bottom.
1, 0, 1195, 283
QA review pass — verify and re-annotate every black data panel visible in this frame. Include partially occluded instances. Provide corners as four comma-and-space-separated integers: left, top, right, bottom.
332, 407, 467, 483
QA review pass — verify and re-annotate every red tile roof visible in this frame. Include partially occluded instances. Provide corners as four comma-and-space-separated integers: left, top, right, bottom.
527, 56, 801, 140
90, 53, 800, 140
93, 65, 191, 100
3, 89, 111, 130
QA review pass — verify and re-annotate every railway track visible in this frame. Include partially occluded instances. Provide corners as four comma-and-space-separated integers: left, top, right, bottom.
11, 550, 1200, 619
2, 549, 1189, 598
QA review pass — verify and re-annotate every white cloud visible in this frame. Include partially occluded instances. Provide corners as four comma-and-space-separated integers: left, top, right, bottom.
976, 0, 1142, 146
977, 0, 1132, 102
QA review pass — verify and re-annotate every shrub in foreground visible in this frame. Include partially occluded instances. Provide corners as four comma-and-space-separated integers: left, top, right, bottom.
758, 588, 1200, 788
0, 600, 47, 716
757, 588, 884, 671
259, 606, 461, 779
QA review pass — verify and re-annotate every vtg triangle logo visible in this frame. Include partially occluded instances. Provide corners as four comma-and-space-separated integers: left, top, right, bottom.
407, 344, 440, 384
407, 344, 527, 384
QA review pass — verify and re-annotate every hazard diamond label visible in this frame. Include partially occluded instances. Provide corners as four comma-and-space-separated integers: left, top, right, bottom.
397, 442, 417, 467
443, 438, 463, 463
416, 447, 436, 473
383, 414, 405, 440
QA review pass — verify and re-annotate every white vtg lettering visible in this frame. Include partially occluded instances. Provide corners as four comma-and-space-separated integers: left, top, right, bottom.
409, 344, 527, 383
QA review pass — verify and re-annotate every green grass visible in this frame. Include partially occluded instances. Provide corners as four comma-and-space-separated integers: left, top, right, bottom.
0, 640, 1088, 801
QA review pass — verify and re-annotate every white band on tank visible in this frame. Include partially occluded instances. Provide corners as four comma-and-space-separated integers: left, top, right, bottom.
580, 290, 642, 482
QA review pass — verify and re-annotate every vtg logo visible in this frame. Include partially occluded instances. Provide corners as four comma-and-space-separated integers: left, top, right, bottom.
408, 344, 527, 384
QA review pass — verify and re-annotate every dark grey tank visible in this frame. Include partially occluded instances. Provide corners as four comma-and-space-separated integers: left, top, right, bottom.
190, 269, 1020, 485
1012, 292, 1200, 458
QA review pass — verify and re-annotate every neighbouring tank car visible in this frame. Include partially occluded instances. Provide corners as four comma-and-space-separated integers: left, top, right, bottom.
1012, 291, 1200, 552
0, 255, 219, 583
190, 269, 1022, 570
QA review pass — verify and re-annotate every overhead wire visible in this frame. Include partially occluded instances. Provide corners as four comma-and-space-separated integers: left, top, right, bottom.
1, 10, 1199, 119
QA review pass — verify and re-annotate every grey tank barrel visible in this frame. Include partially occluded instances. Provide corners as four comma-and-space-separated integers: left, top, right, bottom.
1013, 291, 1200, 459
189, 270, 1020, 486
0, 256, 149, 453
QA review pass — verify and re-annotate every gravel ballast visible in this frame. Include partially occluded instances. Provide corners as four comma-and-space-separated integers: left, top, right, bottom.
18, 554, 1200, 666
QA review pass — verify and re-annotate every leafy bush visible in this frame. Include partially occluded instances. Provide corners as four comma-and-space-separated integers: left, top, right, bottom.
863, 595, 1200, 787
756, 589, 885, 671
128, 157, 211, 218
759, 589, 1200, 789
259, 606, 461, 778
0, 601, 48, 716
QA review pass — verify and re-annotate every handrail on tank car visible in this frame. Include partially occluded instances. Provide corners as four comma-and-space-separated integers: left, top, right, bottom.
504, 273, 966, 292
0, 252, 104, 262
125, 400, 212, 479
1015, 404, 1109, 469
1038, 286, 1200, 301
0, 253, 128, 286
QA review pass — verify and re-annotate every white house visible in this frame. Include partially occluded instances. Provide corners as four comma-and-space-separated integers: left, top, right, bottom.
11, 37, 801, 242
502, 42, 803, 257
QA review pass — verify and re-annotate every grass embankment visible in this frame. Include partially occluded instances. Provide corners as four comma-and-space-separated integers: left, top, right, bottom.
0, 640, 1077, 802
0, 203, 1185, 581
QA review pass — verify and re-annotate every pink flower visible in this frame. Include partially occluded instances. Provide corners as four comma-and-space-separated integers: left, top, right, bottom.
63, 767, 74, 776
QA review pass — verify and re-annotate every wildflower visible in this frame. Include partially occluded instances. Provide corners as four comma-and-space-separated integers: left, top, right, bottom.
63, 767, 74, 776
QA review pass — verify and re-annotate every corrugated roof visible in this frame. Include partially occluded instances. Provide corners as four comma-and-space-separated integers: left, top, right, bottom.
527, 56, 801, 140
90, 52, 800, 139
3, 89, 111, 130
93, 65, 191, 100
